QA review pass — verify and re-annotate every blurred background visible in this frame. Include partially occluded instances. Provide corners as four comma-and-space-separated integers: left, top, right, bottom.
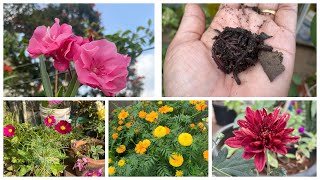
162, 4, 316, 97
4, 3, 154, 97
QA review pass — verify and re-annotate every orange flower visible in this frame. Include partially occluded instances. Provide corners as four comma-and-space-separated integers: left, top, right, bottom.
126, 122, 132, 128
118, 120, 124, 125
112, 133, 118, 139
139, 111, 147, 118
190, 123, 195, 128
145, 111, 158, 123
134, 129, 140, 134
118, 109, 129, 120
135, 142, 147, 154
158, 105, 173, 114
165, 126, 170, 134
117, 126, 123, 131
203, 150, 208, 161
196, 103, 207, 112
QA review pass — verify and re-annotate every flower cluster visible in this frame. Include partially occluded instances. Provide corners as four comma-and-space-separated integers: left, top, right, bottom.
189, 100, 208, 112
73, 158, 88, 172
135, 139, 151, 154
27, 18, 130, 96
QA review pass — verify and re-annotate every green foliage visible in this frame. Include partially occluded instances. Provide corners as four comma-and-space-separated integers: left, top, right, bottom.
109, 101, 208, 176
89, 145, 105, 160
310, 13, 316, 47
212, 148, 255, 176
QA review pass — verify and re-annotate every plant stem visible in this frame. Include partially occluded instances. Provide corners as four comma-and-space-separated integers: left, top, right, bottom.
212, 166, 232, 177
266, 150, 270, 176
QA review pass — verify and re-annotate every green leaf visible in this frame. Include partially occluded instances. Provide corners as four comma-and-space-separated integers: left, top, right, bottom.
310, 14, 316, 47
267, 152, 278, 168
17, 165, 32, 176
148, 19, 152, 26
50, 164, 65, 176
292, 73, 302, 85
270, 167, 287, 176
39, 56, 53, 97
213, 148, 255, 176
4, 74, 18, 82
56, 86, 64, 97
64, 72, 79, 97
285, 153, 296, 159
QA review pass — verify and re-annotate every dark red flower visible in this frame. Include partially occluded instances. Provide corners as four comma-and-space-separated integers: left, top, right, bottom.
4, 124, 15, 137
54, 120, 72, 134
225, 107, 300, 172
4, 65, 13, 74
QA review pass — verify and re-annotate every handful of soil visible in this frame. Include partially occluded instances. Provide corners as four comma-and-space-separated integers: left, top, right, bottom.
211, 27, 284, 85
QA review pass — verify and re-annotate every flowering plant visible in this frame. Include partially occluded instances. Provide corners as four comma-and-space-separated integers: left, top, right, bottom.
27, 18, 130, 97
109, 101, 208, 176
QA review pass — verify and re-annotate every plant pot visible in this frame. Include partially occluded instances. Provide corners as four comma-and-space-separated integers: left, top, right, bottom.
40, 104, 71, 123
71, 138, 105, 176
213, 104, 237, 126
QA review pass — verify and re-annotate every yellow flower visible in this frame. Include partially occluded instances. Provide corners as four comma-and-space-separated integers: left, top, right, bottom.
134, 129, 140, 134
108, 166, 116, 175
189, 100, 197, 105
113, 109, 117, 113
126, 121, 132, 128
135, 141, 147, 154
112, 133, 118, 139
109, 158, 112, 164
178, 133, 193, 146
145, 111, 158, 123
168, 107, 173, 112
117, 126, 123, 131
116, 145, 126, 153
165, 126, 170, 135
118, 159, 126, 167
158, 101, 163, 105
139, 110, 147, 118
195, 103, 207, 112
153, 126, 167, 138
142, 139, 151, 148
197, 122, 204, 129
158, 105, 173, 114
175, 170, 184, 177
190, 123, 195, 128
169, 153, 184, 167
97, 109, 105, 120
118, 109, 129, 120
118, 120, 123, 125
203, 150, 208, 161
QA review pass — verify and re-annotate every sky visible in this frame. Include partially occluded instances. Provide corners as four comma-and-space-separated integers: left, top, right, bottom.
95, 4, 155, 97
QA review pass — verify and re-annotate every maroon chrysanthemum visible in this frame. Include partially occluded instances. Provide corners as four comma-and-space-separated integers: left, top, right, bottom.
225, 107, 300, 172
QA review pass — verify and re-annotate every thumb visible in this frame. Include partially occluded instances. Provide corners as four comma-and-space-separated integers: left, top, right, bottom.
173, 4, 205, 43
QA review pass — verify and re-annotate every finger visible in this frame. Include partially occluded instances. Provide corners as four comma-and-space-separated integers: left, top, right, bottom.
258, 4, 278, 20
274, 4, 298, 34
173, 4, 205, 44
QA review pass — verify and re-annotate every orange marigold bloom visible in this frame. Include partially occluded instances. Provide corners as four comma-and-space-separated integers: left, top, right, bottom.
203, 150, 208, 161
158, 105, 173, 114
145, 111, 158, 123
112, 133, 118, 139
165, 126, 170, 134
118, 120, 124, 125
116, 145, 126, 153
117, 126, 123, 131
196, 103, 207, 112
139, 111, 147, 118
190, 123, 195, 128
126, 121, 132, 128
135, 141, 147, 154
118, 109, 129, 120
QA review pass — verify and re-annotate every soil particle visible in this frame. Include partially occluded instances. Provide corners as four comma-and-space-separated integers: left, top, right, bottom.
259, 51, 285, 81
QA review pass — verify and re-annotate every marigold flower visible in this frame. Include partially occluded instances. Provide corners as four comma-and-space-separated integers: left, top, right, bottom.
117, 126, 123, 131
4, 124, 15, 137
139, 111, 147, 118
135, 142, 147, 154
225, 107, 300, 172
165, 126, 170, 135
196, 103, 207, 112
118, 120, 124, 125
134, 129, 140, 134
126, 122, 133, 128
158, 105, 173, 114
116, 145, 126, 153
145, 111, 158, 123
55, 120, 72, 134
153, 126, 167, 138
169, 153, 184, 167
109, 158, 112, 164
175, 170, 184, 177
44, 115, 56, 127
197, 122, 204, 129
158, 101, 163, 105
189, 100, 197, 105
178, 133, 193, 146
112, 133, 118, 139
190, 123, 195, 128
203, 150, 208, 161
118, 159, 126, 167
118, 109, 129, 120
108, 166, 116, 175
142, 139, 151, 148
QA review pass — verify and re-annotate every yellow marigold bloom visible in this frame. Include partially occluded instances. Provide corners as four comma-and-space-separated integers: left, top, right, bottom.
153, 126, 167, 138
169, 153, 184, 167
109, 158, 112, 164
178, 133, 193, 146
145, 111, 158, 123
118, 159, 126, 167
142, 139, 151, 148
203, 150, 208, 161
190, 123, 195, 128
189, 100, 197, 105
135, 142, 147, 154
158, 101, 163, 105
175, 170, 184, 177
118, 109, 129, 120
197, 122, 204, 129
134, 129, 140, 134
165, 126, 170, 134
116, 145, 126, 153
196, 103, 207, 112
117, 126, 123, 131
118, 120, 124, 125
126, 121, 132, 128
197, 100, 205, 104
108, 166, 116, 175
168, 107, 173, 112
138, 110, 147, 118
159, 105, 172, 114
112, 133, 118, 139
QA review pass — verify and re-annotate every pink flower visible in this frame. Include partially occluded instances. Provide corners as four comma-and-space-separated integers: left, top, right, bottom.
53, 36, 89, 71
74, 39, 130, 96
73, 158, 88, 172
55, 120, 72, 134
27, 18, 73, 58
83, 168, 103, 177
44, 115, 56, 127
48, 100, 64, 104
4, 124, 15, 137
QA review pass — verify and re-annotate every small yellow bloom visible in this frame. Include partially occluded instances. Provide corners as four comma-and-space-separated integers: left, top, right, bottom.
116, 145, 126, 153
112, 133, 118, 139
118, 159, 126, 167
153, 126, 167, 138
190, 123, 195, 128
139, 110, 147, 118
142, 139, 151, 148
97, 109, 105, 120
145, 111, 158, 123
134, 129, 140, 134
169, 153, 184, 167
118, 120, 124, 125
108, 166, 116, 175
195, 103, 207, 112
135, 141, 147, 154
117, 126, 123, 131
118, 109, 129, 120
113, 109, 117, 113
178, 133, 193, 146
158, 101, 163, 105
126, 121, 132, 128
203, 150, 208, 161
189, 100, 197, 105
158, 105, 173, 114
175, 170, 184, 177
197, 122, 204, 129
109, 158, 112, 164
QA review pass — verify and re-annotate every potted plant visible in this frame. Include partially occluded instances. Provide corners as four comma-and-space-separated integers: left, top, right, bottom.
40, 100, 71, 123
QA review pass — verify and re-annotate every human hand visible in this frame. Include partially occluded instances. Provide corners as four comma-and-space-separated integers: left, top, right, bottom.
164, 4, 297, 96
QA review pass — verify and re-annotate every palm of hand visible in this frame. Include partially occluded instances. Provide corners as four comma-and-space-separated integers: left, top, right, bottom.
164, 4, 297, 97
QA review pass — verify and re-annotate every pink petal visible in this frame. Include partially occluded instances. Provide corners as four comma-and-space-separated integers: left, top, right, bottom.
254, 152, 266, 172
